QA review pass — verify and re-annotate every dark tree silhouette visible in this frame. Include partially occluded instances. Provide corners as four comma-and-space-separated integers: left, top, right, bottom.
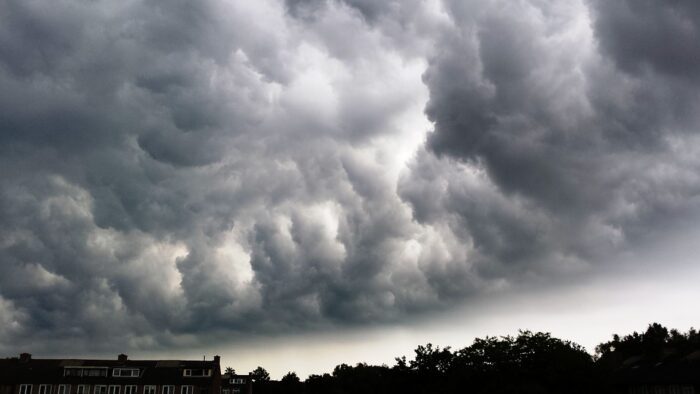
250, 366, 270, 382
251, 323, 697, 394
280, 372, 300, 384
596, 322, 700, 367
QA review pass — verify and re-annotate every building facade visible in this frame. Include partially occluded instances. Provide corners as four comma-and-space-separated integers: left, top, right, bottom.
0, 354, 222, 394
220, 374, 251, 394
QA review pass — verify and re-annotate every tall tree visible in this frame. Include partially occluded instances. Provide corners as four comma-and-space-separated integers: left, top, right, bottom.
250, 366, 270, 382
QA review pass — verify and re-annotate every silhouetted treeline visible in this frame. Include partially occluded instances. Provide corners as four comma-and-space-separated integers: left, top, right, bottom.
249, 323, 700, 394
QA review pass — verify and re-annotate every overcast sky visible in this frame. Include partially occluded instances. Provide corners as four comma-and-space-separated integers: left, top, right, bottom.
2, 0, 700, 378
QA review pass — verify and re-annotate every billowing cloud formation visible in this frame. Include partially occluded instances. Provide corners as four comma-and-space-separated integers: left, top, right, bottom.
410, 0, 700, 278
1, 0, 699, 353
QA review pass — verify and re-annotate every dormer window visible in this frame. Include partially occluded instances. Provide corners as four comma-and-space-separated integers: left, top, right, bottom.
64, 367, 108, 377
183, 369, 212, 377
113, 368, 140, 377
64, 368, 82, 377
85, 368, 108, 377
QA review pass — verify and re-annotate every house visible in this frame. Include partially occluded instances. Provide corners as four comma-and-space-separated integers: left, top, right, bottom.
0, 354, 222, 394
219, 374, 251, 394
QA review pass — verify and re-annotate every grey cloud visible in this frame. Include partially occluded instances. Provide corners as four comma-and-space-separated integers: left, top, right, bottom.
590, 0, 700, 80
0, 0, 454, 353
2, 0, 700, 355
413, 0, 700, 280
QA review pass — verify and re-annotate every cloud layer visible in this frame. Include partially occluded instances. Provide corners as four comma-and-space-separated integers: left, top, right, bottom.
1, 0, 699, 353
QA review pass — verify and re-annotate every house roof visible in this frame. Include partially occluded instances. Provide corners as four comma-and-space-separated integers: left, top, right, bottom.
0, 355, 220, 385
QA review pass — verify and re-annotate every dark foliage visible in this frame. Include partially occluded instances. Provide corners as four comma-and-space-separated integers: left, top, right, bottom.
250, 366, 271, 382
251, 323, 699, 394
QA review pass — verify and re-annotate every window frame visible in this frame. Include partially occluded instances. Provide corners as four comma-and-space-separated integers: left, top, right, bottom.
143, 387, 156, 394
107, 386, 120, 394
94, 386, 107, 394
20, 385, 33, 394
58, 385, 70, 394
183, 369, 211, 377
64, 367, 83, 377
123, 386, 136, 394
38, 385, 51, 394
181, 386, 193, 394
76, 386, 87, 394
83, 368, 109, 378
113, 369, 140, 378
162, 386, 174, 394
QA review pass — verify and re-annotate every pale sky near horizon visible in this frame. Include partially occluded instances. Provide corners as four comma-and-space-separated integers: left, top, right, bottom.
2, 0, 700, 377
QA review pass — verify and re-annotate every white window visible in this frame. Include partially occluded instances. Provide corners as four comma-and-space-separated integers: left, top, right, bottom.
76, 386, 87, 394
181, 387, 192, 394
113, 369, 140, 378
38, 386, 51, 394
162, 387, 174, 394
20, 385, 32, 394
144, 387, 156, 394
108, 387, 120, 394
94, 386, 107, 394
123, 387, 136, 394
58, 386, 70, 394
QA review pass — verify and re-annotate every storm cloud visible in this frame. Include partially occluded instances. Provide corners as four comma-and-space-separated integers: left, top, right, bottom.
1, 0, 699, 353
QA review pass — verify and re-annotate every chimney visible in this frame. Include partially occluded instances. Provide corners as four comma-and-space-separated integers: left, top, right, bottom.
19, 353, 31, 363
118, 354, 128, 362
213, 355, 221, 366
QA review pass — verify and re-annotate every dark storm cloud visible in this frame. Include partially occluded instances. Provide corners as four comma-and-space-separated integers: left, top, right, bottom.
0, 0, 443, 352
410, 0, 700, 279
2, 0, 700, 354
590, 0, 700, 80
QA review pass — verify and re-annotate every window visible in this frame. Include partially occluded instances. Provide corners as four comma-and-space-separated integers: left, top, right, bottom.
113, 369, 140, 378
64, 367, 109, 377
108, 386, 120, 394
76, 386, 87, 394
65, 368, 83, 377
123, 387, 136, 394
39, 386, 51, 394
162, 387, 174, 394
229, 379, 245, 385
58, 386, 70, 394
144, 387, 156, 394
682, 386, 695, 394
20, 385, 32, 394
94, 387, 107, 394
181, 386, 193, 394
232, 389, 240, 394
222, 390, 230, 394
183, 369, 211, 377
85, 368, 108, 377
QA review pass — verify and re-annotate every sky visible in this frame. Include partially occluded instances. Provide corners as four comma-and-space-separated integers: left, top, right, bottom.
2, 0, 700, 379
